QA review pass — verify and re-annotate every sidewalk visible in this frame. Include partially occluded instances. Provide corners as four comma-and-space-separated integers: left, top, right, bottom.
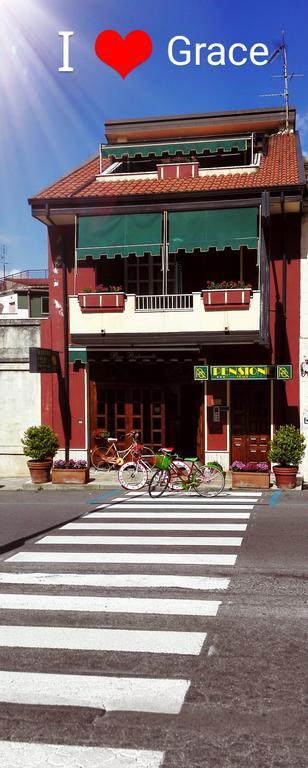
0, 469, 303, 492
0, 469, 121, 492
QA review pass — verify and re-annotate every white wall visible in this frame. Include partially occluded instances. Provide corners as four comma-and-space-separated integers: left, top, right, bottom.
300, 215, 308, 481
69, 291, 261, 336
0, 292, 29, 318
0, 319, 41, 475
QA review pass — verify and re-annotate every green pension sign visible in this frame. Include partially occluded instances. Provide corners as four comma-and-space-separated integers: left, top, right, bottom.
211, 365, 275, 380
194, 365, 293, 381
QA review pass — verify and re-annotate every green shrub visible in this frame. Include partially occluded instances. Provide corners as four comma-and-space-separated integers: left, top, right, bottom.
22, 425, 59, 461
268, 425, 306, 466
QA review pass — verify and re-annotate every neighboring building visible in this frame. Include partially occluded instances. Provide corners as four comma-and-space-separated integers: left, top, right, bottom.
29, 107, 305, 473
300, 158, 308, 480
0, 318, 41, 475
0, 272, 48, 475
0, 271, 49, 318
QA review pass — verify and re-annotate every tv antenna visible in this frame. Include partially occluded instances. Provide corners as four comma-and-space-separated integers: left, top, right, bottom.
260, 31, 304, 130
0, 243, 8, 281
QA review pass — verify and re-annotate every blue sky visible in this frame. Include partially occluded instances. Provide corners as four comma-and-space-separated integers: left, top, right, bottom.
0, 0, 307, 274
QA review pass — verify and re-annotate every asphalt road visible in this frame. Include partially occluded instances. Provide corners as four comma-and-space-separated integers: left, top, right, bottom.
0, 490, 119, 550
0, 489, 306, 767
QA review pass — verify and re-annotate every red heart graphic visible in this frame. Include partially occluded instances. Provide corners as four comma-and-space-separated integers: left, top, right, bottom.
95, 30, 153, 79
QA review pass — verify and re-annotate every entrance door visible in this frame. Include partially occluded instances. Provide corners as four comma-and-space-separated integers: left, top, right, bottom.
231, 382, 270, 464
90, 383, 165, 452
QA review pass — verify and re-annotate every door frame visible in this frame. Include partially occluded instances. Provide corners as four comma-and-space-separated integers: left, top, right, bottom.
229, 378, 273, 464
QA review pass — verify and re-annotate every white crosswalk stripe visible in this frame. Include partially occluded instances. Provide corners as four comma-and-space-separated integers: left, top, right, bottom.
0, 742, 165, 768
0, 573, 230, 589
0, 626, 207, 655
37, 534, 243, 546
60, 522, 247, 531
0, 488, 260, 764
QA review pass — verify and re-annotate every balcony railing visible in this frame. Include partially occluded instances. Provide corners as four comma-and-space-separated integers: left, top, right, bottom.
135, 294, 193, 311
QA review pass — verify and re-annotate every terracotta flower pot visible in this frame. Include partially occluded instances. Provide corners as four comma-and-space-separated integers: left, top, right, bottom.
52, 468, 90, 485
273, 465, 298, 490
231, 471, 270, 489
27, 459, 53, 484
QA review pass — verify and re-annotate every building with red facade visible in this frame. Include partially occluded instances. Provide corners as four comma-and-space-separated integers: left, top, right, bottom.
29, 107, 305, 471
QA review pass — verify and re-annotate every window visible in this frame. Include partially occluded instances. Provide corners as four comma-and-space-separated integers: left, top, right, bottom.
41, 296, 49, 314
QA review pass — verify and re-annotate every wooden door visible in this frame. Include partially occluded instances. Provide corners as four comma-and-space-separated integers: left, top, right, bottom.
231, 382, 270, 463
91, 382, 165, 451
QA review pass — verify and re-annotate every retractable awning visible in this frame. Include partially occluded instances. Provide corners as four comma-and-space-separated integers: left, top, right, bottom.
169, 208, 258, 253
101, 138, 248, 161
77, 214, 162, 260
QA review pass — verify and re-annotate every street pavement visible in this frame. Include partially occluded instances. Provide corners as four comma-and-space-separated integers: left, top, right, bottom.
0, 489, 306, 767
0, 489, 119, 551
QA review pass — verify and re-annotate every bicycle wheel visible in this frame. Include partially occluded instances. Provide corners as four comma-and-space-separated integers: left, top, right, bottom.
149, 468, 170, 498
168, 461, 190, 491
194, 465, 225, 497
91, 448, 112, 471
118, 461, 148, 491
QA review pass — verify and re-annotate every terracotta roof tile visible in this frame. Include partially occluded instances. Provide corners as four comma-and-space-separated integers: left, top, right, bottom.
30, 133, 302, 202
5, 277, 49, 287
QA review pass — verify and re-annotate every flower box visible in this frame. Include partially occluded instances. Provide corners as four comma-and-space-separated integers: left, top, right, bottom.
231, 471, 270, 489
78, 292, 125, 313
202, 288, 251, 311
52, 467, 90, 484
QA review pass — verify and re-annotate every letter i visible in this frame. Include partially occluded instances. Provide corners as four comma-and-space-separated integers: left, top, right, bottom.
58, 31, 74, 72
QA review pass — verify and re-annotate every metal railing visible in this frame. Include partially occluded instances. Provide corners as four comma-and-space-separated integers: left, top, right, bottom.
135, 294, 193, 311
4, 270, 48, 280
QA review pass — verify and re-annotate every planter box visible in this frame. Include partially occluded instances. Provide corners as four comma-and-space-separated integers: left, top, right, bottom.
202, 288, 251, 311
231, 471, 270, 489
52, 468, 90, 484
78, 293, 125, 313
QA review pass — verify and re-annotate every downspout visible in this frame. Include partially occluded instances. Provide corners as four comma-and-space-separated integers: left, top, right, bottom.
61, 241, 70, 463
55, 229, 70, 463
281, 192, 287, 322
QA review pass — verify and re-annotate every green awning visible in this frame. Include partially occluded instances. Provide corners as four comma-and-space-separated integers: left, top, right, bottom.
77, 214, 162, 260
69, 347, 87, 363
169, 208, 258, 253
101, 138, 248, 161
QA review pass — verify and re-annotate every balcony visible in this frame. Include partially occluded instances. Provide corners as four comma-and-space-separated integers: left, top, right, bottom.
69, 290, 261, 337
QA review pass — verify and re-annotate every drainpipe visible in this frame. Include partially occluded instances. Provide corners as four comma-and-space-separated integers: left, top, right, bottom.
56, 231, 70, 463
62, 246, 70, 463
281, 192, 287, 321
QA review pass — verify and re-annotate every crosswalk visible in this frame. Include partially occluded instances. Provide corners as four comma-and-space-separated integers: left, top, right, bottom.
0, 489, 262, 766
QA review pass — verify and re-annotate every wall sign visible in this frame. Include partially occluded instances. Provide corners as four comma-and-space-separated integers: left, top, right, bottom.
276, 365, 293, 380
210, 365, 274, 380
29, 347, 60, 374
194, 366, 209, 381
194, 364, 293, 381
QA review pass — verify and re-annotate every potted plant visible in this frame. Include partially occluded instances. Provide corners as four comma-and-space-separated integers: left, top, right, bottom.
22, 425, 59, 484
230, 460, 270, 489
202, 281, 253, 311
268, 425, 306, 489
52, 458, 89, 485
94, 428, 110, 446
78, 285, 125, 312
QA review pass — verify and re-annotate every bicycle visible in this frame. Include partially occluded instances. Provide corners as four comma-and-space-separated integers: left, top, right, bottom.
148, 450, 225, 498
91, 431, 153, 471
119, 447, 189, 491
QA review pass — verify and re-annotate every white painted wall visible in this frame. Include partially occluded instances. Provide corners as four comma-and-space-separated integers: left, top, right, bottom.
0, 292, 28, 318
69, 291, 260, 335
0, 319, 41, 475
300, 215, 308, 482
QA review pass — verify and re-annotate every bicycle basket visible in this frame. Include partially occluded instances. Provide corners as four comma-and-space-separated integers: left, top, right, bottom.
154, 454, 171, 470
